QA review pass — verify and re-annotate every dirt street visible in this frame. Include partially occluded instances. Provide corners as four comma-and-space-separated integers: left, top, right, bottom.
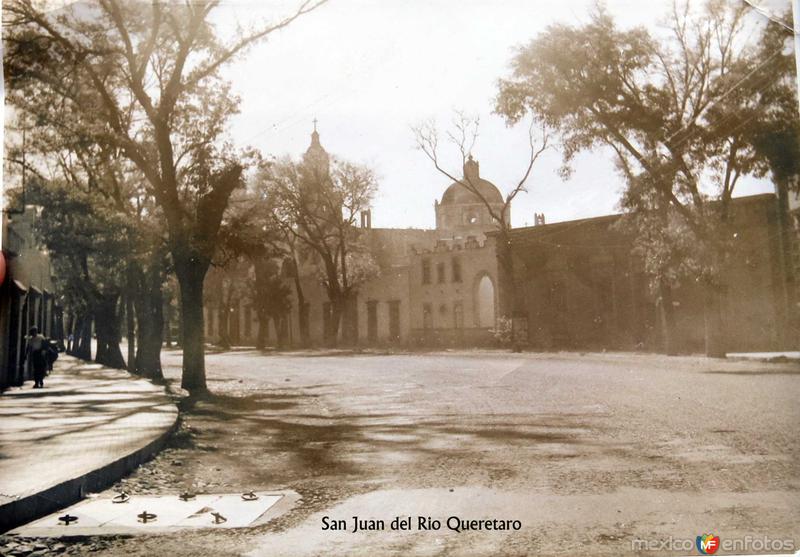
6, 350, 799, 556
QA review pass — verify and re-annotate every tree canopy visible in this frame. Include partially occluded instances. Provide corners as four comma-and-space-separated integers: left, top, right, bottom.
4, 0, 326, 391
257, 156, 379, 344
496, 0, 799, 355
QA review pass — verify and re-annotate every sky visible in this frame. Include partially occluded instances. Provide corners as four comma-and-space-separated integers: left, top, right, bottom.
24, 0, 794, 229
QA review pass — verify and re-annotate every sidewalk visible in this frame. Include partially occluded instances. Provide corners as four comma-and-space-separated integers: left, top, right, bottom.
0, 355, 178, 532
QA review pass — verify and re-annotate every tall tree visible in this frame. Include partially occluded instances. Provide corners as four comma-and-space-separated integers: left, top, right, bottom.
211, 186, 290, 349
4, 79, 169, 377
23, 177, 129, 369
252, 192, 313, 346
251, 258, 293, 349
413, 112, 548, 349
747, 19, 800, 347
259, 157, 379, 345
496, 1, 797, 356
4, 0, 326, 392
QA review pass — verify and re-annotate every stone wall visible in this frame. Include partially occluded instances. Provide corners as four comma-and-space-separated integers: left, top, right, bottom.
507, 194, 792, 354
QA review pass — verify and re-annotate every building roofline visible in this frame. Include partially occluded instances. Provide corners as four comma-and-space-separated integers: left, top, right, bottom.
502, 192, 778, 238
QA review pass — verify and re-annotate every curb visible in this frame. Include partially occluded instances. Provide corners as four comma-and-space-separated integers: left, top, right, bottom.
0, 377, 180, 533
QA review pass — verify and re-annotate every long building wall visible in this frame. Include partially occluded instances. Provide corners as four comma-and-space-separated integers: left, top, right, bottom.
508, 194, 793, 353
202, 194, 793, 355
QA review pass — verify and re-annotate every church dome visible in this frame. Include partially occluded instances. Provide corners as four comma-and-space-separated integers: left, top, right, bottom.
441, 179, 503, 206
440, 156, 503, 206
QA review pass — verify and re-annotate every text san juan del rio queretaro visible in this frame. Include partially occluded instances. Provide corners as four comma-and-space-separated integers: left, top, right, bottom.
322, 515, 522, 533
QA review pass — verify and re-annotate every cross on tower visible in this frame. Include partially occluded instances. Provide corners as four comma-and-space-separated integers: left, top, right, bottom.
312, 117, 318, 132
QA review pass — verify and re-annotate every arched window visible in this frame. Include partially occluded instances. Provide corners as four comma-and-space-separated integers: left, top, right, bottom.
475, 275, 495, 328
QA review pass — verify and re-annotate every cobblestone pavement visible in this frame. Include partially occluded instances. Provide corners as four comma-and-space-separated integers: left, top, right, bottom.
2, 349, 798, 556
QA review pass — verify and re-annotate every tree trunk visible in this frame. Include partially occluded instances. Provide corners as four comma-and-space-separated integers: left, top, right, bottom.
278, 315, 289, 348
75, 314, 92, 360
65, 313, 75, 354
94, 292, 126, 369
289, 252, 310, 347
134, 256, 165, 381
496, 230, 522, 351
255, 309, 268, 350
69, 314, 78, 356
125, 268, 137, 374
658, 280, 678, 356
66, 313, 75, 355
162, 161, 241, 392
327, 297, 344, 347
176, 298, 183, 348
136, 321, 163, 380
269, 315, 277, 346
495, 233, 514, 316
67, 314, 74, 355
704, 283, 726, 358
342, 294, 358, 345
175, 259, 208, 393
298, 302, 310, 347
164, 297, 173, 348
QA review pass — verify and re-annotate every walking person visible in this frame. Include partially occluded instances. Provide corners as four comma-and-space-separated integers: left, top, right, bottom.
23, 326, 49, 388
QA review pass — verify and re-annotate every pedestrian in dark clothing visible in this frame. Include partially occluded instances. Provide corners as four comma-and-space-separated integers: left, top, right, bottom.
23, 326, 49, 388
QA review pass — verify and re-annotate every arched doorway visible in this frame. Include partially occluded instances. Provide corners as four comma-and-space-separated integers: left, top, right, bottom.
475, 274, 495, 328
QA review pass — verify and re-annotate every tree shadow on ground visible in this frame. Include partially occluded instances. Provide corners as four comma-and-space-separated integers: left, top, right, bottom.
174, 384, 616, 483
0, 390, 174, 442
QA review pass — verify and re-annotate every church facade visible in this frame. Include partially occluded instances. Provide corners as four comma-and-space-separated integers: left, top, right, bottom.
203, 129, 505, 348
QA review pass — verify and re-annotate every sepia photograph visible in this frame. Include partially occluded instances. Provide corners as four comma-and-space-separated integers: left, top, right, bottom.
0, 0, 798, 555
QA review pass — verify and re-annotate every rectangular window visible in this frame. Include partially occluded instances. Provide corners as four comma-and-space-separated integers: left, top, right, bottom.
423, 303, 433, 330
388, 301, 401, 340
452, 256, 462, 283
437, 261, 445, 283
453, 301, 463, 329
244, 306, 252, 338
422, 258, 431, 285
366, 301, 378, 342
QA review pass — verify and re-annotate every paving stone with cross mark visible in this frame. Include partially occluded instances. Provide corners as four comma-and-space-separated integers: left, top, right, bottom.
10, 492, 286, 536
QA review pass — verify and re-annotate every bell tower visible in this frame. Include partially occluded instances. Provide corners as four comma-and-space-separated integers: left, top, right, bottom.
303, 118, 330, 176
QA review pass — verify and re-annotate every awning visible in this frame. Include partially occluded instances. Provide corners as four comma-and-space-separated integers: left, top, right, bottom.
12, 280, 28, 293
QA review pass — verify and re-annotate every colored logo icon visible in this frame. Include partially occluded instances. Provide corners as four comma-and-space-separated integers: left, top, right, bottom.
696, 533, 720, 554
